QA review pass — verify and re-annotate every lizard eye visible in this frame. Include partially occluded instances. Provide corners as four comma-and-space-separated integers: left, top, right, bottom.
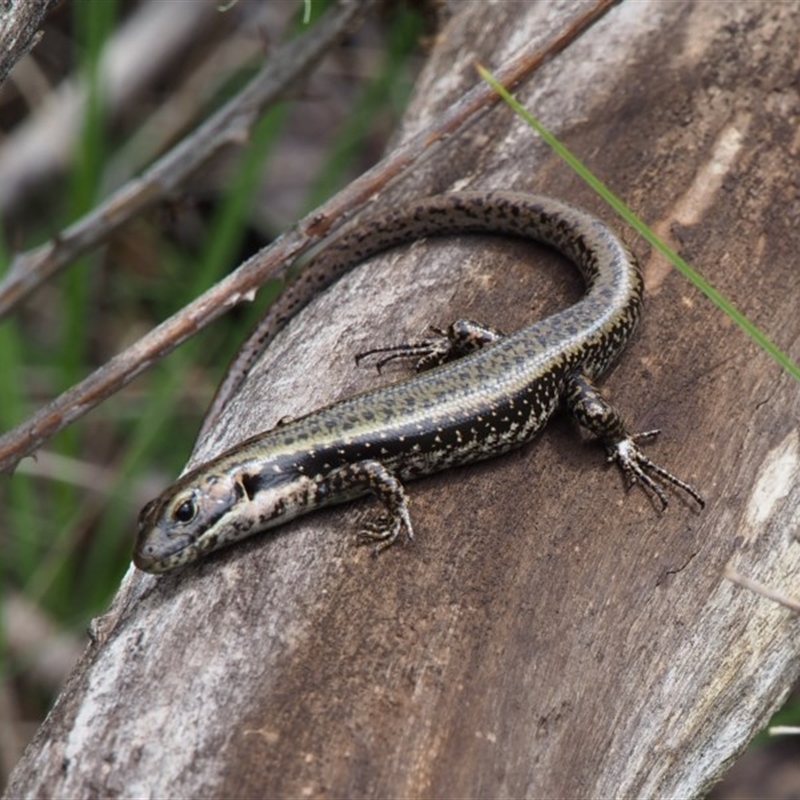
172, 496, 197, 524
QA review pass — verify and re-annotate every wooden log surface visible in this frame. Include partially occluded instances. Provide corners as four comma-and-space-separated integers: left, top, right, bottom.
7, 1, 800, 797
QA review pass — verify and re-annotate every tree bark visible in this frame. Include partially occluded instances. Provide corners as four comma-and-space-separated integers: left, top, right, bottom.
7, 1, 800, 797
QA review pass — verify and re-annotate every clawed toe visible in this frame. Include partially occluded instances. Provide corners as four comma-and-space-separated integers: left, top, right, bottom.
609, 434, 705, 510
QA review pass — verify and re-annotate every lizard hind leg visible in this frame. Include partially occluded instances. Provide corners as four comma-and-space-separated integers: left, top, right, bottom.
565, 372, 704, 509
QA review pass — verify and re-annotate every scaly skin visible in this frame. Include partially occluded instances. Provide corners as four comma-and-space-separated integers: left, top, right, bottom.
134, 191, 702, 574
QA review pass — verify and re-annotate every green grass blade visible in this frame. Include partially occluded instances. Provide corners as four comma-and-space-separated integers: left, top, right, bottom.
477, 65, 800, 384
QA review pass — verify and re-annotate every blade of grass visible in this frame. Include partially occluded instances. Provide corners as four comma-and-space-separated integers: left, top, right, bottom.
477, 64, 800, 384
42, 0, 119, 607
0, 302, 38, 580
0, 232, 37, 578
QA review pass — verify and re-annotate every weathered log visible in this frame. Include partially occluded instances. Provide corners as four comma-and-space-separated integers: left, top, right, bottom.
7, 1, 800, 797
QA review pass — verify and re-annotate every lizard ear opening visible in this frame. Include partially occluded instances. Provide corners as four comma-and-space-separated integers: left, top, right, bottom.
239, 473, 262, 501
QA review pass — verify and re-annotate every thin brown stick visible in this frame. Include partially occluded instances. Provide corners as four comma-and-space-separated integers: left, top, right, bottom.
725, 567, 800, 614
0, 0, 374, 318
0, 0, 621, 474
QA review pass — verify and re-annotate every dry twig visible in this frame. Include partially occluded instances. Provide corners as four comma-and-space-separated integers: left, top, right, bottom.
725, 567, 800, 614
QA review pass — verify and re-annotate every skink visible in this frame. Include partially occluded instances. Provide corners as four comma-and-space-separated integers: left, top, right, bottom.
134, 191, 702, 573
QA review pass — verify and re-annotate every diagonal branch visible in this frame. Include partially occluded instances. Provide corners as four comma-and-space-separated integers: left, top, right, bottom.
0, 0, 375, 318
0, 0, 621, 474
